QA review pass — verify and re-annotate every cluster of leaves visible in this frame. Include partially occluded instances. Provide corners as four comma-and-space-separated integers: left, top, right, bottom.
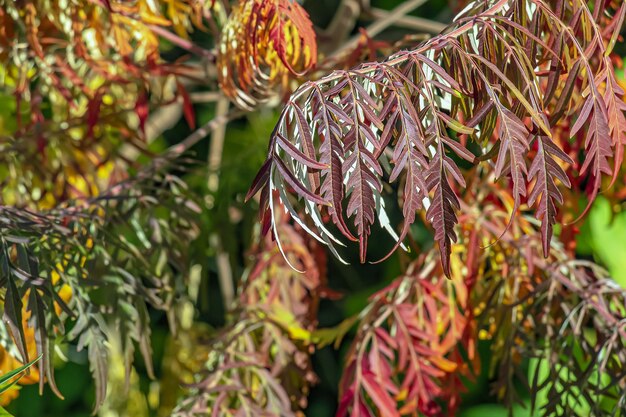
248, 0, 626, 275
338, 255, 477, 417
173, 208, 325, 416
0, 163, 202, 408
180, 174, 626, 417
0, 0, 211, 207
0, 0, 322, 409
2, 0, 626, 416
217, 0, 318, 110
468, 195, 626, 416
238, 0, 626, 414
333, 182, 626, 416
0, 0, 226, 406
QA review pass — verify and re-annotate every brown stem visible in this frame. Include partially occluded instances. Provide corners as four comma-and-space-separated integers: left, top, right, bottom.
368, 7, 447, 34
328, 0, 430, 61
148, 25, 215, 60
162, 108, 246, 161
207, 97, 235, 307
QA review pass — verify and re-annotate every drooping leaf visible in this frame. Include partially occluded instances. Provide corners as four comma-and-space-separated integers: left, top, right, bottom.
528, 136, 572, 257
248, 0, 623, 270
598, 58, 626, 184
338, 253, 476, 417
493, 106, 529, 219
217, 0, 317, 110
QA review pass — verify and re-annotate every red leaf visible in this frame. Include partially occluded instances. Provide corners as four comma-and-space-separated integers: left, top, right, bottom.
177, 81, 196, 130
86, 91, 104, 139
362, 371, 401, 417
135, 92, 149, 137
528, 136, 571, 257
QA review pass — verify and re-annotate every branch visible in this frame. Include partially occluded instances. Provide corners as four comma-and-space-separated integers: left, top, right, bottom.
328, 0, 430, 60
161, 108, 246, 161
208, 97, 235, 308
368, 7, 446, 34
148, 25, 215, 60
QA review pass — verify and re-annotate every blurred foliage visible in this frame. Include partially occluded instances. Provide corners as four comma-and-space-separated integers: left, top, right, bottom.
0, 0, 625, 417
577, 197, 626, 285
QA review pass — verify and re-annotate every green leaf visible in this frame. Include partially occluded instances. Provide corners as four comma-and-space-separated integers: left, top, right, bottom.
577, 197, 626, 286
0, 405, 13, 417
527, 355, 595, 416
312, 315, 359, 349
2, 262, 28, 364
0, 354, 42, 394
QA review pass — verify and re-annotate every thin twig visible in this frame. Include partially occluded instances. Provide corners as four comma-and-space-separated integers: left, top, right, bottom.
368, 7, 447, 34
122, 78, 223, 162
162, 108, 246, 161
208, 97, 235, 307
190, 91, 222, 103
149, 25, 215, 60
316, 0, 365, 54
118, 103, 182, 164
97, 107, 244, 200
146, 103, 184, 142
208, 98, 230, 194
328, 0, 430, 60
